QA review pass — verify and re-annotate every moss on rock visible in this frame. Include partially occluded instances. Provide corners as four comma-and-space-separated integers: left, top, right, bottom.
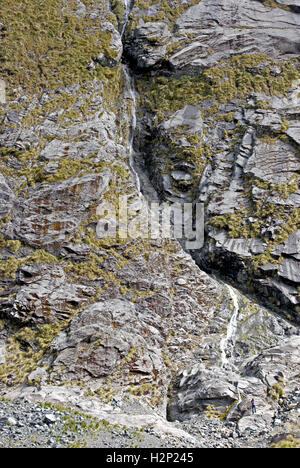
137, 54, 299, 122
0, 0, 120, 94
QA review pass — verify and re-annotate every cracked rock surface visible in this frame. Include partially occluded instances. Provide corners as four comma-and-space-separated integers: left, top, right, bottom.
0, 0, 299, 449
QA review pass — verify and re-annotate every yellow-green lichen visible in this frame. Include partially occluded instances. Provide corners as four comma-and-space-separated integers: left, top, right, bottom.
111, 0, 125, 23
270, 435, 300, 448
0, 249, 58, 280
262, 0, 292, 11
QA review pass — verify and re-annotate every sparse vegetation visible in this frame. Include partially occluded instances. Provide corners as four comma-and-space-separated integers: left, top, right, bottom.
270, 435, 300, 448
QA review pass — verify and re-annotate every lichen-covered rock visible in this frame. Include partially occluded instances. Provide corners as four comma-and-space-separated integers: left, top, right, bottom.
13, 171, 111, 249
10, 263, 96, 324
125, 21, 171, 69
0, 0, 140, 387
126, 0, 300, 71
0, 174, 14, 217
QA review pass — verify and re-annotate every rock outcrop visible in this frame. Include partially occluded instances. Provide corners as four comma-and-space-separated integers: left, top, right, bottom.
22, 244, 224, 411
0, 0, 299, 449
128, 0, 300, 321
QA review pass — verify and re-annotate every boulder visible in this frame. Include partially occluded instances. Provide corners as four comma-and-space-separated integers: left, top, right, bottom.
7, 263, 96, 324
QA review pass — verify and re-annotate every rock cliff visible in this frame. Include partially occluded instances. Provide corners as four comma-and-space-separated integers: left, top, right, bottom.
0, 0, 299, 448
127, 0, 300, 321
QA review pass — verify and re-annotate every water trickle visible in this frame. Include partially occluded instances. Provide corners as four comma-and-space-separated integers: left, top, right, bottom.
120, 1, 141, 195
220, 284, 240, 370
121, 0, 132, 37
123, 65, 141, 195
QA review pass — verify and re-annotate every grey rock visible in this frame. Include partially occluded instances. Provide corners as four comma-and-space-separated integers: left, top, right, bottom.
278, 258, 300, 283
44, 414, 57, 425
6, 417, 17, 426
169, 333, 300, 424
0, 174, 14, 217
0, 0, 299, 451
237, 414, 271, 436
285, 120, 300, 144
130, 0, 300, 318
244, 139, 300, 184
171, 171, 193, 182
0, 342, 6, 365
126, 22, 171, 68
128, 0, 300, 72
7, 263, 96, 324
277, 0, 300, 6
94, 21, 123, 67
258, 278, 299, 306
161, 106, 203, 135
0, 79, 5, 104
13, 170, 110, 248
11, 243, 222, 410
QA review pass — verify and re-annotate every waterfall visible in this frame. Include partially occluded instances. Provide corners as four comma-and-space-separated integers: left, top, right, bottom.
123, 66, 141, 195
121, 0, 132, 37
120, 1, 141, 195
220, 284, 240, 370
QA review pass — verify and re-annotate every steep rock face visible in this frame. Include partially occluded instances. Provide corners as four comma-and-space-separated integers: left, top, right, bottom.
168, 309, 300, 427
26, 245, 225, 410
126, 0, 300, 71
0, 0, 299, 447
0, 0, 149, 389
167, 277, 300, 426
126, 0, 300, 321
0, 0, 224, 409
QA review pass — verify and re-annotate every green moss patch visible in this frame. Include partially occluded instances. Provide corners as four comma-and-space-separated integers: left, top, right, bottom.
262, 0, 292, 11
0, 249, 58, 280
0, 0, 118, 94
137, 54, 299, 122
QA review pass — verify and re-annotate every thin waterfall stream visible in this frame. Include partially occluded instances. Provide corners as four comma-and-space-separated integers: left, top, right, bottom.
220, 284, 240, 371
123, 65, 141, 195
120, 2, 242, 371
121, 0, 132, 38
120, 0, 141, 195
120, 1, 243, 400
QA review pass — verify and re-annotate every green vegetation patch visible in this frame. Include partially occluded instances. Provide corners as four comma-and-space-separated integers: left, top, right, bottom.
137, 54, 299, 123
0, 249, 58, 280
134, 0, 200, 23
111, 0, 125, 23
270, 435, 300, 448
262, 0, 292, 11
208, 169, 300, 269
0, 0, 118, 94
0, 322, 62, 387
137, 52, 300, 277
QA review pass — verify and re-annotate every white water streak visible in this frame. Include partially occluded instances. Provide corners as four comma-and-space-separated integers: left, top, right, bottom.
121, 1, 141, 195
220, 285, 240, 370
121, 0, 131, 37
123, 66, 141, 194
